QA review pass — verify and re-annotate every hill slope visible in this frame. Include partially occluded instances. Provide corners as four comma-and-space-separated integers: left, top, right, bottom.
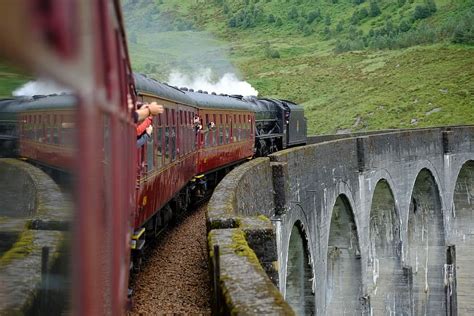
124, 0, 474, 134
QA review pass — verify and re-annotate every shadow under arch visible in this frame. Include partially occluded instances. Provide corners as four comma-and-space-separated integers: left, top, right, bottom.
326, 194, 363, 314
407, 168, 447, 315
285, 220, 315, 315
451, 160, 474, 314
367, 179, 410, 314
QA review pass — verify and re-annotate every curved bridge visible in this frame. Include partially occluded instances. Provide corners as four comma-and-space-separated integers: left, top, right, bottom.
272, 126, 473, 315
207, 126, 473, 315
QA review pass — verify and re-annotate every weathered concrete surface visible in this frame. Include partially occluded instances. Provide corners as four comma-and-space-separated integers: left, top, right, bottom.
207, 157, 293, 314
207, 157, 274, 229
0, 158, 71, 315
208, 229, 293, 315
208, 126, 473, 315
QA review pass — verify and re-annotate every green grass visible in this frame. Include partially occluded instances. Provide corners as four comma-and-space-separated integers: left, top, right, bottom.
0, 63, 30, 98
123, 0, 474, 133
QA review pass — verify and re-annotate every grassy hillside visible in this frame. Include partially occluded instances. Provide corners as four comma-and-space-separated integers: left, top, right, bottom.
124, 0, 474, 133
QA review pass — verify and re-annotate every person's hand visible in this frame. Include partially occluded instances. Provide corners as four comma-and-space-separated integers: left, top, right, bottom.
146, 102, 164, 115
146, 125, 153, 136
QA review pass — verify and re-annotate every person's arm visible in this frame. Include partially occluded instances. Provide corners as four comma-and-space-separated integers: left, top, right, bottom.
136, 117, 153, 136
133, 101, 164, 123
136, 133, 150, 148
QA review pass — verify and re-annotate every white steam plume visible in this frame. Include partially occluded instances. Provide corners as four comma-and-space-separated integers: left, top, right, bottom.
168, 68, 258, 96
12, 79, 71, 96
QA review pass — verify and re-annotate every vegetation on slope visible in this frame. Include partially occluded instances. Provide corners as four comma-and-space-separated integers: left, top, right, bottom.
128, 1, 474, 133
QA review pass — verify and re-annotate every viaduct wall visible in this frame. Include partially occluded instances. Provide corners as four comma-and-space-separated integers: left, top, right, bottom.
207, 126, 474, 315
0, 159, 71, 315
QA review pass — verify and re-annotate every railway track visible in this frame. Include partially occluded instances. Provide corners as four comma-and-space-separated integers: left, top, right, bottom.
128, 202, 211, 315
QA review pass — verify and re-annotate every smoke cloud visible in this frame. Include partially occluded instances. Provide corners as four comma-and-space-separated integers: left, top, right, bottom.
12, 79, 71, 96
168, 69, 258, 96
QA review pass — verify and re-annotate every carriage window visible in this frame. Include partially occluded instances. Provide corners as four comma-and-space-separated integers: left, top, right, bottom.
165, 127, 170, 163
156, 116, 163, 169
204, 114, 210, 147
225, 115, 230, 144
232, 114, 236, 142
212, 114, 217, 146
171, 127, 176, 161
219, 114, 223, 145
147, 131, 154, 171
52, 115, 59, 144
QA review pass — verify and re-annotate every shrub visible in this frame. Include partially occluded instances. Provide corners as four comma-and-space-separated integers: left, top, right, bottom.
307, 10, 320, 24
325, 15, 332, 26
288, 7, 299, 20
413, 5, 432, 20
268, 14, 276, 23
452, 10, 474, 44
369, 1, 381, 17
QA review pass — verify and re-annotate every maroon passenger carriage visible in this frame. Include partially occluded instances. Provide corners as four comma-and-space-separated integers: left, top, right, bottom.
0, 0, 137, 314
131, 74, 256, 257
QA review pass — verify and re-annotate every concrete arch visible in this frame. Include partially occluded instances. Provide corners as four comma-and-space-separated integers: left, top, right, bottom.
324, 181, 359, 246
406, 168, 447, 315
326, 194, 363, 315
367, 179, 409, 314
403, 160, 446, 229
285, 220, 315, 316
278, 203, 313, 298
450, 160, 474, 315
365, 169, 401, 219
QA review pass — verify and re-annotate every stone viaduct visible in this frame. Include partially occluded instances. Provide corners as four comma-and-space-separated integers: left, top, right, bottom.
207, 126, 473, 315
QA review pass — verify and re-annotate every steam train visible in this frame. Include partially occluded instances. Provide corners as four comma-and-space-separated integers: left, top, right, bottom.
0, 73, 307, 268
0, 0, 306, 314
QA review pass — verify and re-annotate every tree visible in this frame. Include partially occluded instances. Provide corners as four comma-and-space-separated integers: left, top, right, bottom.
336, 20, 344, 33
369, 1, 381, 17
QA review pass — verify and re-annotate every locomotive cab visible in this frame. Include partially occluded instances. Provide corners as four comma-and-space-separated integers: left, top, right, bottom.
245, 97, 306, 156
281, 100, 307, 147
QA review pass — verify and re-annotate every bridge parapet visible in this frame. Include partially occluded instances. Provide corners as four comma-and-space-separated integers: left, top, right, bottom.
207, 157, 294, 315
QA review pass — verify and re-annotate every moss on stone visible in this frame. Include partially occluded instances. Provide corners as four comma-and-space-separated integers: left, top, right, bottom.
0, 230, 35, 267
230, 230, 260, 266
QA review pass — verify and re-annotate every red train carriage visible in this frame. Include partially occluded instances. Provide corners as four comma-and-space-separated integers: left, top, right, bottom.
0, 0, 136, 314
131, 74, 256, 256
18, 95, 77, 171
